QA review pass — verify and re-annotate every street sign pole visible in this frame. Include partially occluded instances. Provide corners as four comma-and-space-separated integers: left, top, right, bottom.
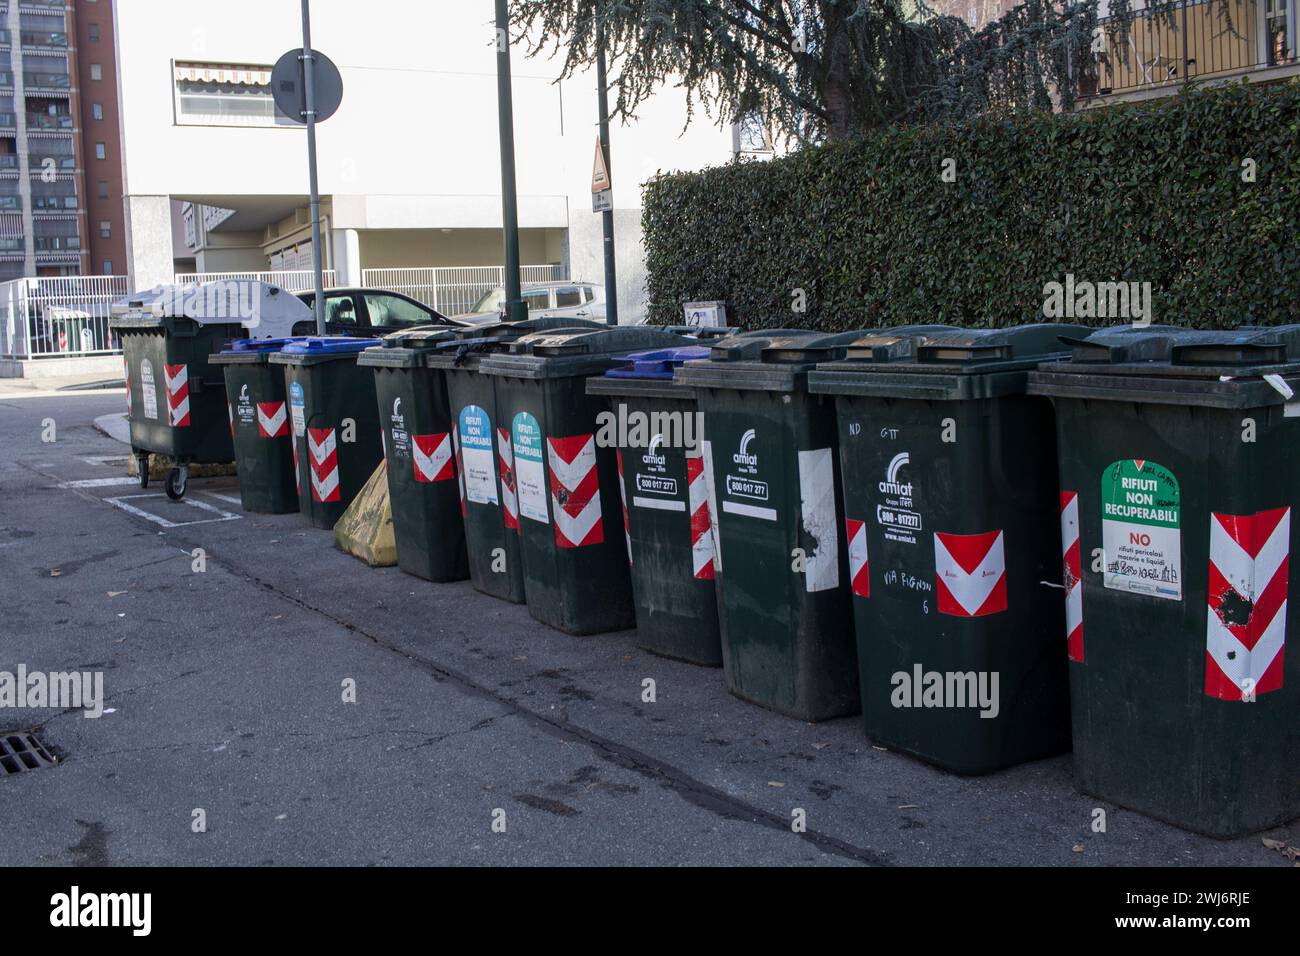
595, 9, 618, 326
494, 0, 526, 324
300, 0, 327, 335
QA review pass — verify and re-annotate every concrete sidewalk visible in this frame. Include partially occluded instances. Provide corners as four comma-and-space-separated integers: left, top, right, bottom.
0, 373, 125, 399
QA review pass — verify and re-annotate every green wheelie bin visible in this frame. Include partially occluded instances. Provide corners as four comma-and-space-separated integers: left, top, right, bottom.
357, 327, 468, 582
808, 324, 1086, 772
427, 318, 602, 604
587, 346, 723, 665
1028, 325, 1300, 836
269, 337, 383, 530
479, 325, 692, 635
111, 281, 309, 499
675, 330, 864, 720
211, 338, 306, 514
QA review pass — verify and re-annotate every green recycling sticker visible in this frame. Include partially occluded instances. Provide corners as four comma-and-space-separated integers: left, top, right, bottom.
1101, 459, 1181, 601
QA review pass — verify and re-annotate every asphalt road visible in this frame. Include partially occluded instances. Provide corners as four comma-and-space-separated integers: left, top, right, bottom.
0, 389, 1295, 866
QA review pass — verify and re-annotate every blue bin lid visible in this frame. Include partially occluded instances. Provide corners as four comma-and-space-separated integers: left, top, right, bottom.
225, 336, 309, 354
604, 346, 712, 380
279, 336, 382, 355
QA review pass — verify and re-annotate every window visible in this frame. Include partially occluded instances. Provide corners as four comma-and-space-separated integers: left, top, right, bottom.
99, 220, 111, 238
92, 103, 103, 120
95, 143, 106, 159
554, 287, 582, 308
173, 61, 294, 127
523, 290, 551, 313
103, 260, 113, 275
97, 180, 108, 198
582, 287, 595, 303
90, 64, 102, 81
325, 295, 356, 326
362, 293, 432, 328
88, 24, 100, 42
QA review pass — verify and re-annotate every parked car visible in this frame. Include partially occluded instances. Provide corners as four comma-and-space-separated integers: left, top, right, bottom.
293, 288, 466, 336
454, 281, 606, 325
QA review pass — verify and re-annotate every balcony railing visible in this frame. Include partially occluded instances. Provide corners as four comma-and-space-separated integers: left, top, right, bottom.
23, 72, 70, 90
1080, 0, 1296, 99
20, 31, 67, 48
26, 111, 72, 130
0, 156, 19, 169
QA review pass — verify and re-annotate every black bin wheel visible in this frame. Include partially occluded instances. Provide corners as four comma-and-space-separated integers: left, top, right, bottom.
164, 465, 188, 500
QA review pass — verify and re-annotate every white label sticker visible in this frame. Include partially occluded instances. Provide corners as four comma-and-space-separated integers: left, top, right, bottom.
512, 412, 548, 523
459, 405, 498, 505
139, 359, 158, 420
798, 447, 840, 592
289, 382, 306, 437
1101, 459, 1182, 601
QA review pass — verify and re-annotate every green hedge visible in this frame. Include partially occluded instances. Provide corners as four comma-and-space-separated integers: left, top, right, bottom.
642, 80, 1300, 331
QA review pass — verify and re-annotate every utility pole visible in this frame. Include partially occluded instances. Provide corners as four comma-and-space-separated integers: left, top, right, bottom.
595, 9, 618, 326
300, 0, 327, 335
494, 0, 526, 323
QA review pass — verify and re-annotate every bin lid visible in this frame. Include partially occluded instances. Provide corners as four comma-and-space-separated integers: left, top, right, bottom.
109, 280, 311, 339
210, 336, 309, 366
586, 345, 712, 400
604, 346, 713, 380
424, 316, 603, 370
269, 335, 382, 366
808, 323, 1088, 401
356, 325, 461, 368
1028, 325, 1300, 409
479, 326, 693, 380
673, 328, 864, 393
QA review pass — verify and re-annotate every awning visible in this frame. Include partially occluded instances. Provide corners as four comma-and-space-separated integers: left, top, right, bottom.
173, 61, 272, 86
0, 215, 22, 238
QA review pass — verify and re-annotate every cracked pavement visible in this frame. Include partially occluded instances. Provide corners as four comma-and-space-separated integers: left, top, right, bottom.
1, 390, 1295, 866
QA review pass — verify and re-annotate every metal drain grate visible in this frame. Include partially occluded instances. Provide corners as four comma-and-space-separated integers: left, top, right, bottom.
0, 733, 57, 775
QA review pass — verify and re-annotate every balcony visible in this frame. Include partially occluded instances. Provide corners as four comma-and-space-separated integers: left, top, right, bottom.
1079, 0, 1298, 104
23, 72, 70, 91
0, 195, 20, 211
20, 31, 66, 48
26, 111, 71, 130
0, 155, 19, 170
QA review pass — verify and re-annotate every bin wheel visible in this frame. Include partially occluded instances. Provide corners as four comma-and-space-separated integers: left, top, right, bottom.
136, 454, 150, 489
164, 465, 188, 501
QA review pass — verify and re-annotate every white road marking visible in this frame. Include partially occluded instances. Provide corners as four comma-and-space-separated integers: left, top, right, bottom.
59, 477, 140, 489
104, 494, 242, 528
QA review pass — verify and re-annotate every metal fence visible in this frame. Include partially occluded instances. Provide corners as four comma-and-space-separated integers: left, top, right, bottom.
1083, 0, 1277, 98
361, 264, 568, 316
173, 270, 336, 293
0, 275, 130, 359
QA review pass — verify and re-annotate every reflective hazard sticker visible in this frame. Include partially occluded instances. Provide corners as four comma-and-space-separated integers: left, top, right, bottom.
1206, 507, 1289, 699
1102, 459, 1181, 601
934, 530, 1007, 617
1061, 491, 1084, 662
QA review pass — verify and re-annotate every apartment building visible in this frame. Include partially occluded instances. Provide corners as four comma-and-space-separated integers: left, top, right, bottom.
0, 0, 123, 282
114, 1, 747, 322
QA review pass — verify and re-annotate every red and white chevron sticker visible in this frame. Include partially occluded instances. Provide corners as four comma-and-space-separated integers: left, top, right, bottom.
226, 401, 234, 437
616, 450, 631, 565
291, 437, 301, 494
548, 434, 603, 548
451, 426, 466, 517
257, 401, 288, 438
164, 364, 190, 427
935, 529, 1007, 617
413, 433, 454, 483
846, 517, 869, 598
1061, 491, 1084, 662
497, 427, 518, 531
687, 450, 715, 581
124, 358, 131, 414
1206, 507, 1290, 699
307, 426, 340, 502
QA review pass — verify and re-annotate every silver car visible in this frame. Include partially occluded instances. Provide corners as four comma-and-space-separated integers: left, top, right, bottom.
456, 281, 605, 324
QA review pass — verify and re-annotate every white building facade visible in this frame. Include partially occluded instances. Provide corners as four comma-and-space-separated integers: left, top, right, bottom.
112, 0, 750, 321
